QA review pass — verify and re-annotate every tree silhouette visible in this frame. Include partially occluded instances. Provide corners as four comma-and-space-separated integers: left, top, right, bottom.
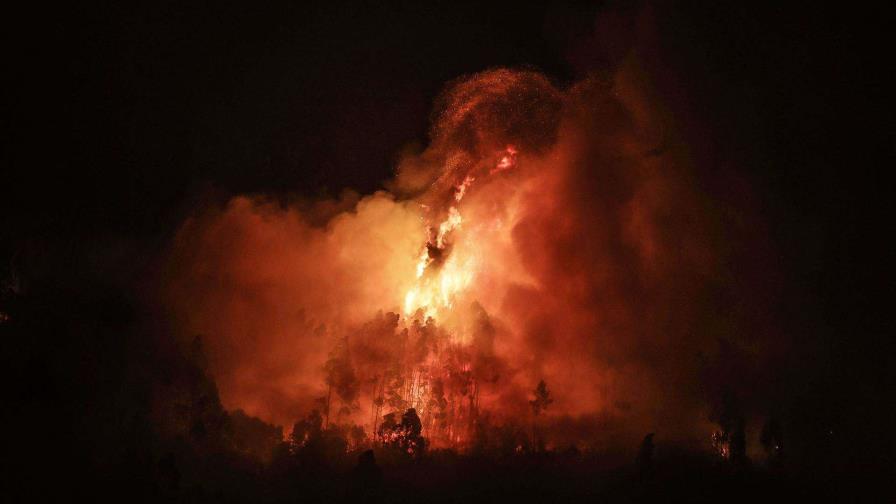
529, 379, 553, 451
323, 337, 359, 427
530, 379, 553, 416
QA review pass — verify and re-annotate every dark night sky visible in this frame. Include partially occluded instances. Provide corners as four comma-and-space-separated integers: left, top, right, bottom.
8, 1, 891, 343
3, 0, 893, 493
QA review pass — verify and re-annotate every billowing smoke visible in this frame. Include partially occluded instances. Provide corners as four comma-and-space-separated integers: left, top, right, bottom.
163, 61, 777, 452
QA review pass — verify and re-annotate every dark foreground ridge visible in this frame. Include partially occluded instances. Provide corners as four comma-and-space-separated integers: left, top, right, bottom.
3, 283, 887, 503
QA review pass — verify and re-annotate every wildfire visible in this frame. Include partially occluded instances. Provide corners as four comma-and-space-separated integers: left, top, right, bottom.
402, 146, 517, 320
403, 252, 476, 319
491, 145, 517, 174
166, 67, 745, 457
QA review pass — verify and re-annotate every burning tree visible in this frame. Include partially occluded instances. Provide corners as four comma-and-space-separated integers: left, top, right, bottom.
377, 408, 427, 456
312, 306, 488, 450
290, 409, 323, 449
323, 337, 359, 428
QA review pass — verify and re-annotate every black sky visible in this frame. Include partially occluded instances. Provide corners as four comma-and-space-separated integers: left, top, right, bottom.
9, 1, 892, 351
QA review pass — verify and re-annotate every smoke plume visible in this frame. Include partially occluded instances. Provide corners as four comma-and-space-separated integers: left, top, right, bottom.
163, 60, 777, 451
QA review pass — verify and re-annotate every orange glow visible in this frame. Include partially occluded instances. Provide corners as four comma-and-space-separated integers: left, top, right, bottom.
163, 66, 768, 453
492, 145, 518, 174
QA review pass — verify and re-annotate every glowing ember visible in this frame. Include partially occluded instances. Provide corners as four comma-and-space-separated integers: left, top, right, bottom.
491, 145, 518, 174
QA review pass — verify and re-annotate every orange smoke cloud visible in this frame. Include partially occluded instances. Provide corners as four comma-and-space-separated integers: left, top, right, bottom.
163, 64, 775, 450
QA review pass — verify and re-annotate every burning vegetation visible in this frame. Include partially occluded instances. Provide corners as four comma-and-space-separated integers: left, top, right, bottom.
6, 2, 892, 502
163, 64, 782, 465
